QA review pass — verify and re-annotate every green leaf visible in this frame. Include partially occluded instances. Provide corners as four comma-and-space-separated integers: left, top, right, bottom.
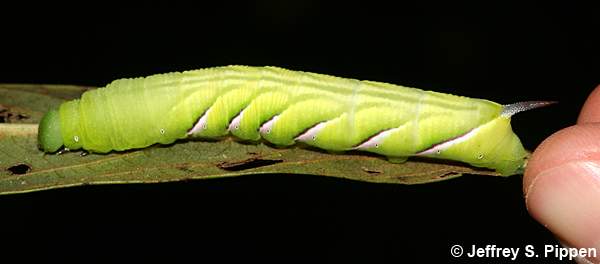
0, 84, 92, 123
0, 84, 508, 195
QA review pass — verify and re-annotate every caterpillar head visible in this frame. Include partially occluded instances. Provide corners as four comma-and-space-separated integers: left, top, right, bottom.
38, 108, 64, 153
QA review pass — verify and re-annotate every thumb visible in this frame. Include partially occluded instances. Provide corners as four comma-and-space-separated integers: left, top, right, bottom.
524, 84, 600, 263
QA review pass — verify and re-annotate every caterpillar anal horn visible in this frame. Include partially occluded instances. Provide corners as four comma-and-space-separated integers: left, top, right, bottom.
501, 101, 557, 117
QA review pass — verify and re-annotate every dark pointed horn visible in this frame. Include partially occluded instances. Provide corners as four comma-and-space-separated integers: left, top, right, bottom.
501, 101, 557, 117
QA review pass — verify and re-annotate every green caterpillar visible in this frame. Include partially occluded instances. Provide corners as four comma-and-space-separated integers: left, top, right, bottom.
38, 65, 551, 175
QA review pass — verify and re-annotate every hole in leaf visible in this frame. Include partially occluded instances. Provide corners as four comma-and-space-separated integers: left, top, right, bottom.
217, 158, 283, 171
7, 163, 31, 175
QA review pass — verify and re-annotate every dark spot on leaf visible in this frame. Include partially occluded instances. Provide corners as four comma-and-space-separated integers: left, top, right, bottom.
0, 108, 6, 123
7, 163, 31, 175
217, 158, 283, 171
0, 107, 30, 123
437, 172, 461, 179
176, 165, 194, 173
361, 167, 382, 174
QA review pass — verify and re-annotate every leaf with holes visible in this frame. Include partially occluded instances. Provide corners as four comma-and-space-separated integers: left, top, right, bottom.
0, 83, 510, 195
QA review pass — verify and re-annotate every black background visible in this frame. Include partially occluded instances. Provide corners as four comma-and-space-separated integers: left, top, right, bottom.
1, 2, 598, 263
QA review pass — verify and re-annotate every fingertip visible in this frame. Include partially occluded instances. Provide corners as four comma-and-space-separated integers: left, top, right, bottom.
523, 124, 600, 192
524, 124, 600, 261
577, 84, 600, 124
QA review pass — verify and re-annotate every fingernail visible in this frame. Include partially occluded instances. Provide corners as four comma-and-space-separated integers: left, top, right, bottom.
526, 161, 600, 262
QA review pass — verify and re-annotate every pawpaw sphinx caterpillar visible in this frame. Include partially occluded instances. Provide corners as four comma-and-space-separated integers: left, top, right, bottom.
38, 65, 552, 175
